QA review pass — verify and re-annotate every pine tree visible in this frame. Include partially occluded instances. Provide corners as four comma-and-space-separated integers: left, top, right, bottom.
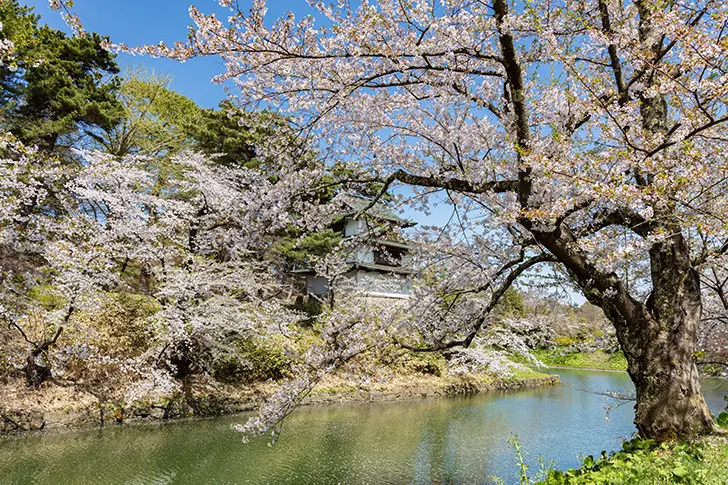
0, 1, 121, 153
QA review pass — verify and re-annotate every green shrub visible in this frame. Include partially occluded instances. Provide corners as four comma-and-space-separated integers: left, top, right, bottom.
212, 338, 291, 383
405, 352, 447, 376
28, 285, 65, 311
211, 354, 249, 383
717, 413, 728, 428
554, 337, 575, 347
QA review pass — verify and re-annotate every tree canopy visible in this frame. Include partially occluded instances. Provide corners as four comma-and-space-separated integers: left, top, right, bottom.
114, 0, 728, 440
90, 68, 201, 157
3, 0, 727, 444
0, 0, 121, 152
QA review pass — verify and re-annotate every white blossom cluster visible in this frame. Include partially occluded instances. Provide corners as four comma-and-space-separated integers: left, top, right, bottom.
448, 347, 520, 378
0, 22, 16, 70
0, 128, 332, 394
33, 0, 728, 436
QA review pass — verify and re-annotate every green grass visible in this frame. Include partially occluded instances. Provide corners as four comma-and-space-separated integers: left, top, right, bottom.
310, 384, 358, 395
533, 435, 728, 485
505, 365, 556, 382
512, 349, 628, 371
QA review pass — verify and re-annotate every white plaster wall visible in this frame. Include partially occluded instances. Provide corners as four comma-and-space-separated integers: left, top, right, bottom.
359, 248, 374, 263
344, 218, 364, 237
353, 270, 411, 298
327, 270, 411, 298
345, 248, 373, 264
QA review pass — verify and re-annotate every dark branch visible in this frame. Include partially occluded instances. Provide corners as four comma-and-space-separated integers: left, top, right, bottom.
398, 253, 558, 352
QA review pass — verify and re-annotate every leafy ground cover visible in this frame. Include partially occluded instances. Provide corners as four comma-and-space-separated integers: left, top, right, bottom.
533, 434, 728, 485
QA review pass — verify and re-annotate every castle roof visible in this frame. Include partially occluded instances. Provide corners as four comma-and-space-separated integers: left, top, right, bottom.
337, 193, 416, 227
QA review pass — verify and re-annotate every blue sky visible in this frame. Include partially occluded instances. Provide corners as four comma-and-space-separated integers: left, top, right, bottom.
22, 0, 314, 108
21, 1, 460, 225
20, 1, 586, 304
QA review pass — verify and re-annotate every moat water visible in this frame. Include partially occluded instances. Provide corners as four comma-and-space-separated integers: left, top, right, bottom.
1, 369, 726, 484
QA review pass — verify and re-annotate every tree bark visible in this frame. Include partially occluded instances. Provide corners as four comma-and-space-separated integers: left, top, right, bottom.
25, 348, 51, 388
11, 321, 65, 388
530, 225, 714, 440
497, 0, 713, 441
618, 309, 714, 440
603, 232, 714, 440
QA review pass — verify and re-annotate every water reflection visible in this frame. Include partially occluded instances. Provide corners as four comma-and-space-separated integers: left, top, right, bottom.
0, 369, 725, 485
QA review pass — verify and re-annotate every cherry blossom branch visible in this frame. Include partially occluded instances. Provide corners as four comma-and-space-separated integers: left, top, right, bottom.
597, 0, 627, 103
354, 169, 518, 219
574, 207, 655, 239
397, 252, 558, 352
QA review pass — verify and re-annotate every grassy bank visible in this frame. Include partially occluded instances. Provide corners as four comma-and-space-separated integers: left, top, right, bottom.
1, 363, 559, 435
512, 349, 628, 372
530, 434, 728, 484
515, 348, 727, 378
307, 369, 559, 406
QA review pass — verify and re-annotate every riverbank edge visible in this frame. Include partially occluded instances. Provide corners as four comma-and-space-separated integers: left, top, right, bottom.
0, 372, 560, 438
540, 365, 628, 373
511, 349, 629, 372
518, 349, 727, 377
534, 361, 726, 378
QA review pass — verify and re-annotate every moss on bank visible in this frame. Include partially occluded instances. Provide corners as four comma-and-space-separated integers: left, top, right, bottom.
309, 370, 559, 404
505, 366, 554, 381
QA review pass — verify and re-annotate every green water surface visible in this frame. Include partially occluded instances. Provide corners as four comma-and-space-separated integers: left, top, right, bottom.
1, 369, 726, 485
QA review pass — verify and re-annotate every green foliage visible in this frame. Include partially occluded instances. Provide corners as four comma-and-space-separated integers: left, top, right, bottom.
28, 284, 64, 311
212, 338, 291, 384
535, 438, 725, 485
699, 362, 727, 378
495, 288, 527, 319
92, 68, 201, 157
0, 0, 121, 151
512, 435, 533, 485
717, 405, 728, 428
268, 229, 342, 268
185, 100, 285, 169
501, 435, 553, 485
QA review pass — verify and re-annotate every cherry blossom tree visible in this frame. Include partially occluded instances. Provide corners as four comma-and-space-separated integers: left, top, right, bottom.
71, 149, 317, 377
0, 121, 330, 388
107, 0, 728, 440
0, 133, 108, 386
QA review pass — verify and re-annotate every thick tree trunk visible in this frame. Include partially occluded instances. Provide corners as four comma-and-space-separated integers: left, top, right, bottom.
14, 325, 64, 388
532, 227, 714, 440
622, 312, 714, 440
608, 233, 714, 440
25, 349, 51, 388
